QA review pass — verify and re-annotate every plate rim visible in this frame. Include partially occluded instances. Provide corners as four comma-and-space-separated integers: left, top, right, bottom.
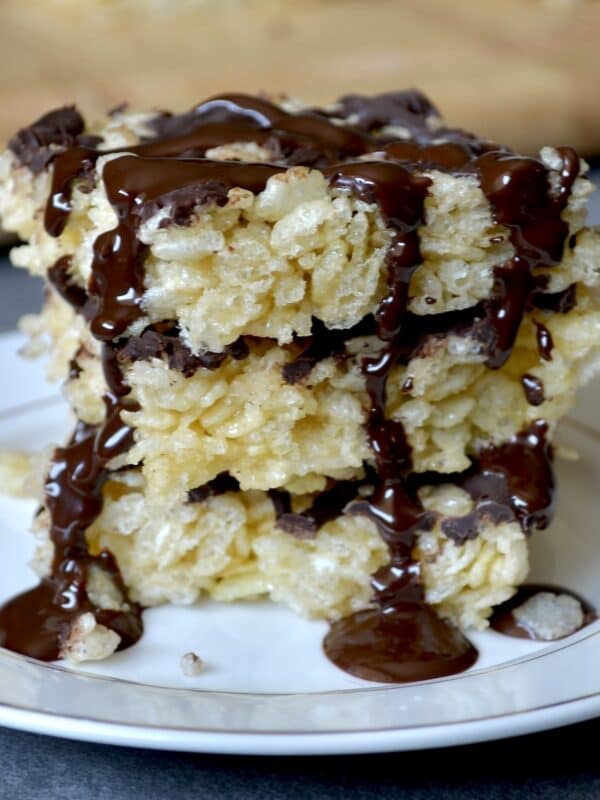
1, 693, 598, 754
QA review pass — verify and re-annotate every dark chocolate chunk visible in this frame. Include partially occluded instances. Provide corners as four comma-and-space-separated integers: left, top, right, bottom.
187, 472, 240, 503
267, 488, 292, 519
282, 316, 374, 385
326, 90, 440, 135
68, 358, 82, 381
117, 323, 249, 377
47, 256, 87, 313
441, 504, 514, 543
531, 283, 577, 315
8, 106, 101, 174
273, 479, 364, 537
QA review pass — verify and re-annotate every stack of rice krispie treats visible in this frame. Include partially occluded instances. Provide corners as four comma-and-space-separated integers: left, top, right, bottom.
0, 90, 598, 679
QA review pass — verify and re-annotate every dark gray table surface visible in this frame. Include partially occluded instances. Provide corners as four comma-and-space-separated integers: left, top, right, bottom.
1, 170, 600, 797
0, 718, 599, 799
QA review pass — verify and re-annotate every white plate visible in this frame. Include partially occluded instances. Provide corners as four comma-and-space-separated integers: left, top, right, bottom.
0, 330, 597, 754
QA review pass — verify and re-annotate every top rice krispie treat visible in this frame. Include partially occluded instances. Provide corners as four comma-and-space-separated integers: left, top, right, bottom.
0, 90, 598, 681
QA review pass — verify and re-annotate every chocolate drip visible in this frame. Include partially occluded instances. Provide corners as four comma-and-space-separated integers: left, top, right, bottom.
389, 420, 555, 546
477, 261, 532, 368
385, 140, 475, 171
476, 149, 576, 265
328, 162, 429, 561
456, 420, 554, 532
530, 284, 578, 363
469, 147, 580, 368
44, 147, 100, 237
521, 374, 545, 406
490, 583, 596, 640
0, 345, 142, 660
432, 421, 554, 543
148, 95, 275, 139
533, 320, 554, 362
86, 157, 282, 341
117, 322, 249, 377
187, 472, 240, 504
324, 422, 555, 682
326, 164, 435, 613
147, 93, 372, 166
326, 438, 478, 683
320, 163, 480, 682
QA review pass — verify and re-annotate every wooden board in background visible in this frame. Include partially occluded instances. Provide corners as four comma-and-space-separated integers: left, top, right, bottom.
0, 0, 598, 155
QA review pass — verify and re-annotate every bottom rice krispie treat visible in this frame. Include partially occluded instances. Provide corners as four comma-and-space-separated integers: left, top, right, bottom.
0, 89, 598, 681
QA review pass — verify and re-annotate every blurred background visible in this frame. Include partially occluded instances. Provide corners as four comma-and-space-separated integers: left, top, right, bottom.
2, 0, 600, 313
0, 0, 599, 155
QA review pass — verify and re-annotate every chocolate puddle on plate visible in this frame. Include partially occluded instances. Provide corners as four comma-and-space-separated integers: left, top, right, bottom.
490, 583, 597, 641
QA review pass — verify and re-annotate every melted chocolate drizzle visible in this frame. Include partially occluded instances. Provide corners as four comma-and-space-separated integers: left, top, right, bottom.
86, 157, 283, 341
0, 345, 142, 660
321, 156, 474, 682
323, 605, 478, 683
2, 92, 582, 676
325, 422, 554, 682
451, 420, 554, 535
